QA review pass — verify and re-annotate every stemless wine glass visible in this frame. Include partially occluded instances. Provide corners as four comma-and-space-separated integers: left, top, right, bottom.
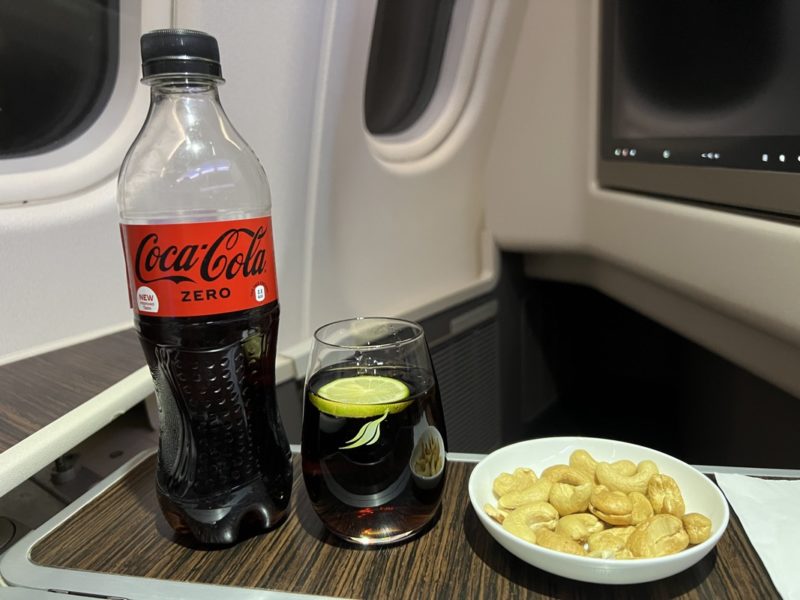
301, 317, 448, 545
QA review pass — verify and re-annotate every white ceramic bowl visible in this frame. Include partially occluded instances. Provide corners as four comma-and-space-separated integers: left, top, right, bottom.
468, 437, 730, 585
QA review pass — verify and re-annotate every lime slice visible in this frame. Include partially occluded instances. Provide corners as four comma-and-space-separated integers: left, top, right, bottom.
310, 375, 411, 418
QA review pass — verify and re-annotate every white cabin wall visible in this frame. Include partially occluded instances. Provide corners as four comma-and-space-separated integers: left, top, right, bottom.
0, 186, 131, 362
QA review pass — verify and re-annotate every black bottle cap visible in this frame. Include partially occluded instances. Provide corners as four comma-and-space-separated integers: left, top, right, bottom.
140, 29, 223, 81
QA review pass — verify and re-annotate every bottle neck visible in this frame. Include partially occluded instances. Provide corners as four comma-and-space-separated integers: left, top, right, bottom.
146, 76, 229, 133
149, 76, 221, 100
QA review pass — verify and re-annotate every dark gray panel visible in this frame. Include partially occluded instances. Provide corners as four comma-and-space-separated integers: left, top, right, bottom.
430, 321, 501, 453
276, 380, 303, 445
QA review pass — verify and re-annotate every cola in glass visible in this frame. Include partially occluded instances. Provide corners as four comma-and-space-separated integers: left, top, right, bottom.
117, 29, 292, 545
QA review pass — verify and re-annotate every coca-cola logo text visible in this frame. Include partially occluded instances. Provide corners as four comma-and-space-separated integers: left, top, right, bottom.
134, 226, 267, 285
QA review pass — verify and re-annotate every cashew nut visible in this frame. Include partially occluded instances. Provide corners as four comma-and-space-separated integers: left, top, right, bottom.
569, 451, 637, 482
569, 449, 598, 482
544, 467, 593, 516
596, 460, 659, 494
630, 491, 654, 524
609, 460, 637, 477
542, 466, 592, 487
541, 464, 571, 482
626, 514, 689, 558
550, 481, 592, 516
647, 474, 686, 517
493, 467, 538, 498
535, 528, 587, 556
555, 513, 604, 543
682, 513, 712, 544
498, 478, 553, 510
587, 526, 635, 558
501, 501, 559, 543
589, 487, 633, 525
484, 503, 509, 524
589, 488, 653, 526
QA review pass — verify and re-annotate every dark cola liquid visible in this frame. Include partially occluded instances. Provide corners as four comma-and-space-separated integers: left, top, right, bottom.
137, 302, 292, 545
302, 366, 447, 544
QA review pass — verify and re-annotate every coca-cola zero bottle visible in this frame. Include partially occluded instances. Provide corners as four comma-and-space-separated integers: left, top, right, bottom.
117, 29, 292, 545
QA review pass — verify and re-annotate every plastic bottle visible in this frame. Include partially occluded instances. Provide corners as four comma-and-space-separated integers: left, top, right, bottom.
117, 29, 292, 545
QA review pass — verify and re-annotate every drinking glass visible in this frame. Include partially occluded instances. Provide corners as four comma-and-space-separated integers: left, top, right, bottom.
301, 317, 447, 545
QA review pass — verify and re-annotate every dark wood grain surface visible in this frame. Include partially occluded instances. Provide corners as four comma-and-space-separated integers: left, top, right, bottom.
31, 454, 779, 599
0, 329, 143, 452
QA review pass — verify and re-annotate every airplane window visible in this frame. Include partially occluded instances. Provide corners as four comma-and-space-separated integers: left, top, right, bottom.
364, 0, 455, 135
0, 0, 119, 158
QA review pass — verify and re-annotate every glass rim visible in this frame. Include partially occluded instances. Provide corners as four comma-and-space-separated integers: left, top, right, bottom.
312, 316, 425, 350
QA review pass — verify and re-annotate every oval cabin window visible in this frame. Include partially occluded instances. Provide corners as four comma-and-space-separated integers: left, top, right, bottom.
0, 0, 119, 158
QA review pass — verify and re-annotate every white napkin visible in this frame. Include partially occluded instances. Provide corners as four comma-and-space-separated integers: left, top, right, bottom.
715, 473, 800, 600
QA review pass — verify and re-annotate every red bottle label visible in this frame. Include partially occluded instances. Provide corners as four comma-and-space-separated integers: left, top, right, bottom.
120, 217, 278, 318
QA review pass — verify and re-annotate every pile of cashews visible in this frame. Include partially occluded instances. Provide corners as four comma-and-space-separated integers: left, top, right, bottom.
484, 449, 712, 559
